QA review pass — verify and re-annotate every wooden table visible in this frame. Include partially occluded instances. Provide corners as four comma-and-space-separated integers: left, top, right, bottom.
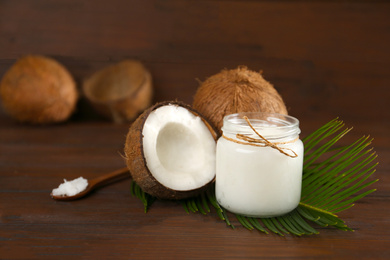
1, 1, 389, 259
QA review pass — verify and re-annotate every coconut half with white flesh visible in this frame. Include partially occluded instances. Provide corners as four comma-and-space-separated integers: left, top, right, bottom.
124, 101, 218, 200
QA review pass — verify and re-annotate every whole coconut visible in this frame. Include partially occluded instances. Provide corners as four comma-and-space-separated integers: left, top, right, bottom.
0, 55, 78, 124
193, 66, 288, 134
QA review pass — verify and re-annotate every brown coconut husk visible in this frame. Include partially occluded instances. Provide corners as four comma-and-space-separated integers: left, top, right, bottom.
193, 66, 288, 134
82, 60, 153, 123
0, 55, 78, 124
124, 101, 217, 200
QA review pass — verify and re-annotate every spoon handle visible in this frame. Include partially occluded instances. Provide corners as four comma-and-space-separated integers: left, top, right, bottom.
89, 167, 130, 189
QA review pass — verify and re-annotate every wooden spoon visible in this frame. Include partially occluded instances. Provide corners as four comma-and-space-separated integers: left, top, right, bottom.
50, 167, 130, 201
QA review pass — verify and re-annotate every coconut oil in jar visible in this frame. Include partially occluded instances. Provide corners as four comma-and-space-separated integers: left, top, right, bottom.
216, 112, 304, 217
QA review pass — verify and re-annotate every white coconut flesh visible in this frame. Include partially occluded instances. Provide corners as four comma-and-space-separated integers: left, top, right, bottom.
142, 104, 216, 191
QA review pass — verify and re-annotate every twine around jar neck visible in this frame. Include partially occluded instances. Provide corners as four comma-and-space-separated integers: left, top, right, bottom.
222, 116, 299, 158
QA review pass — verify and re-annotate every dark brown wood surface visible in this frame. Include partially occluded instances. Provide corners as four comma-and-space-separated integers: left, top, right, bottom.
1, 0, 389, 259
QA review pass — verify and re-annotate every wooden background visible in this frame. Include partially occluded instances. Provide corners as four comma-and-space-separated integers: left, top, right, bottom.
1, 0, 389, 259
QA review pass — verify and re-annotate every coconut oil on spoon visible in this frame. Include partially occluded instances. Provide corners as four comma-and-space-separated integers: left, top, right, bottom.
51, 167, 130, 201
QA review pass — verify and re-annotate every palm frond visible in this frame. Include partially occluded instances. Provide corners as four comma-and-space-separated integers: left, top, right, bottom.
130, 180, 156, 213
130, 118, 378, 235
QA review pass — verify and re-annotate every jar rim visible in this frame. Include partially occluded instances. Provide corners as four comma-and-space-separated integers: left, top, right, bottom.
222, 112, 300, 139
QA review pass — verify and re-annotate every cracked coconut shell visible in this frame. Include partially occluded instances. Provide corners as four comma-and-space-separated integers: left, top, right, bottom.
192, 66, 288, 134
82, 60, 153, 123
0, 55, 78, 124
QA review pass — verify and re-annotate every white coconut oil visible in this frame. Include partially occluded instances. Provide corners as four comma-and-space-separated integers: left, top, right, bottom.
216, 112, 304, 217
52, 177, 88, 197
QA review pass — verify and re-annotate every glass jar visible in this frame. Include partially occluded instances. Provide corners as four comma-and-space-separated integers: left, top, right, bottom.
215, 112, 304, 217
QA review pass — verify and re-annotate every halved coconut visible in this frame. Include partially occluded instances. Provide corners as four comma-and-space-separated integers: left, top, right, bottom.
82, 60, 153, 123
124, 101, 217, 200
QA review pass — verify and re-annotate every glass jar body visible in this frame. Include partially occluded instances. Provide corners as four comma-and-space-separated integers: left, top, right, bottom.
215, 112, 304, 218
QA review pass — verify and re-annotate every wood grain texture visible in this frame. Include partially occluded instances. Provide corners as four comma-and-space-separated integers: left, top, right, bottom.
0, 0, 389, 259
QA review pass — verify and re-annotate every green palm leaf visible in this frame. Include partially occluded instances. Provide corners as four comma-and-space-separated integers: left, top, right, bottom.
130, 118, 378, 235
130, 180, 155, 213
